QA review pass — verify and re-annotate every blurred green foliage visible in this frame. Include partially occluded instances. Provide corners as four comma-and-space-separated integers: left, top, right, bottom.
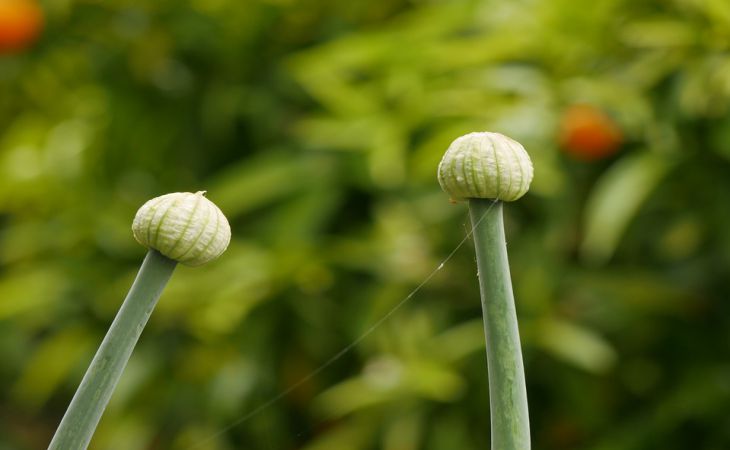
2, 0, 730, 449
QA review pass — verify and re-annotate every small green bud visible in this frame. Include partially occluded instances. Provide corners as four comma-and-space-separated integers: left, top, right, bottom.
438, 132, 533, 202
132, 191, 231, 266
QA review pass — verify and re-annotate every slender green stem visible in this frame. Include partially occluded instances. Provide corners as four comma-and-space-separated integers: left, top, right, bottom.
469, 199, 530, 450
48, 250, 177, 450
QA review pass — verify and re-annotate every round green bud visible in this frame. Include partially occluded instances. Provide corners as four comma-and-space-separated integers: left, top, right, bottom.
437, 132, 533, 202
132, 191, 231, 266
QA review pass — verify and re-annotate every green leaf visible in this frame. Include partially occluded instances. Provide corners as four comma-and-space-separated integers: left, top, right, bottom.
536, 318, 617, 374
581, 152, 673, 264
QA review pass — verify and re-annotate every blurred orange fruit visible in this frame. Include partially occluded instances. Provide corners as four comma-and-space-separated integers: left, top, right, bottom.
0, 0, 43, 53
559, 104, 622, 160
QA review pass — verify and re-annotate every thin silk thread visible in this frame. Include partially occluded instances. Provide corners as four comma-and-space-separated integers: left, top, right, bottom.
187, 199, 499, 449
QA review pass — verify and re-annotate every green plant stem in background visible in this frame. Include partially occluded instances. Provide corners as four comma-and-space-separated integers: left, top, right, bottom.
469, 199, 530, 450
48, 250, 177, 450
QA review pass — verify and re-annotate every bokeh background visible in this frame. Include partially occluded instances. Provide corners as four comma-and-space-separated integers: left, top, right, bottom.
2, 0, 730, 448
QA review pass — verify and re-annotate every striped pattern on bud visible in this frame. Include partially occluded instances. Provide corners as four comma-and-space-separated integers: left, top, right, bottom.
438, 132, 533, 202
132, 191, 231, 266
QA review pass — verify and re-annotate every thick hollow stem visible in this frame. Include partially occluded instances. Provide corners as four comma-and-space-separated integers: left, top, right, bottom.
48, 250, 177, 450
469, 199, 530, 450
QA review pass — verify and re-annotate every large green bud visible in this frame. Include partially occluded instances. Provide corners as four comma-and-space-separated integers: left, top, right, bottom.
438, 132, 533, 202
132, 191, 231, 266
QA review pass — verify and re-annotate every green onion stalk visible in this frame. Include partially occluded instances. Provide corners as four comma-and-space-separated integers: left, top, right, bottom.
48, 191, 231, 450
438, 132, 534, 450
